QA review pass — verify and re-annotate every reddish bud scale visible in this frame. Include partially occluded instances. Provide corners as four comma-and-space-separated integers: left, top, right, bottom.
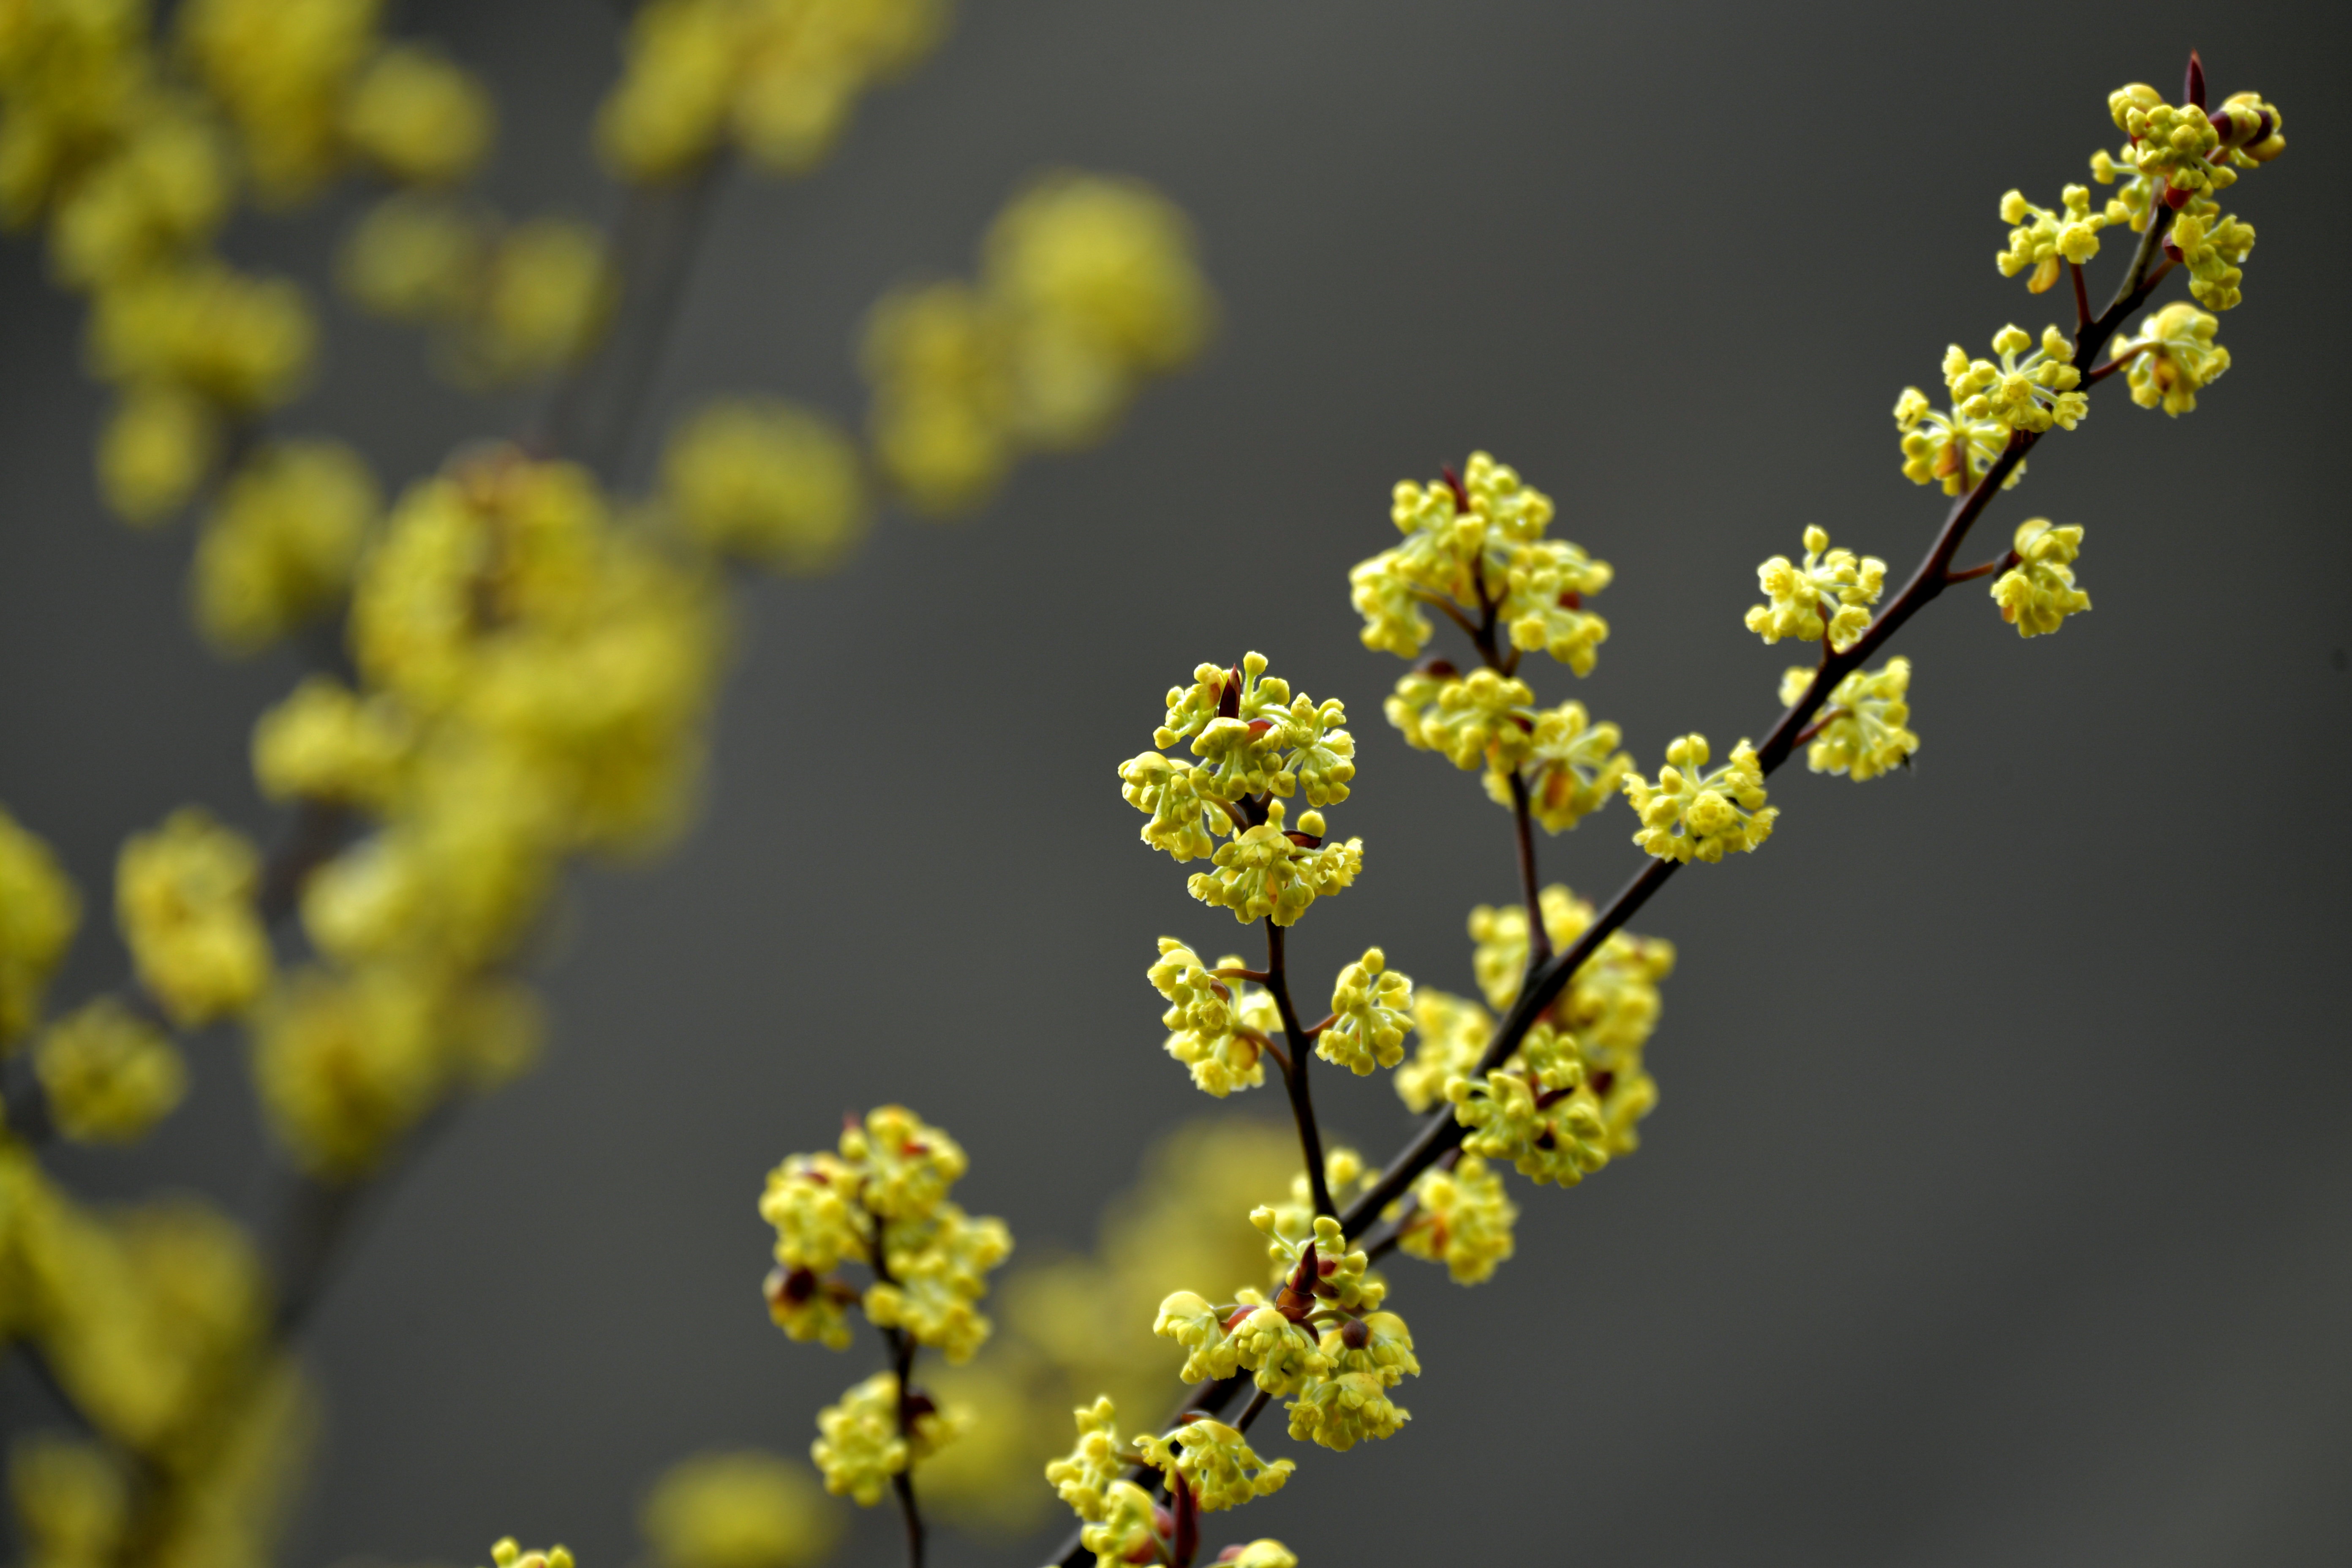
1217, 669, 1243, 721
2185, 49, 2206, 112
1441, 464, 1472, 514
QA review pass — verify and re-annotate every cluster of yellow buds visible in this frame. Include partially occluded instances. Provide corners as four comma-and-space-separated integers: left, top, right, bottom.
1465, 887, 1671, 1156
1387, 670, 1631, 838
1779, 660, 1919, 781
1446, 1022, 1609, 1187
0, 1150, 300, 1563
0, 807, 81, 1045
1623, 734, 1776, 864
191, 438, 380, 656
338, 196, 617, 388
657, 398, 871, 573
1117, 654, 1364, 926
1990, 520, 2091, 638
1996, 185, 2110, 292
1320, 949, 1414, 1076
31, 998, 188, 1146
1894, 325, 2082, 494
1500, 700, 1631, 833
0, 0, 498, 534
596, 0, 947, 182
114, 807, 272, 1027
2118, 302, 2231, 416
1392, 1153, 1517, 1285
1148, 939, 1280, 1097
1136, 1416, 1296, 1510
864, 172, 1214, 513
486, 1539, 574, 1568
2087, 68, 2279, 311
810, 1371, 967, 1506
757, 1110, 1007, 1503
1745, 525, 1886, 651
1150, 1215, 1421, 1456
1349, 451, 1611, 671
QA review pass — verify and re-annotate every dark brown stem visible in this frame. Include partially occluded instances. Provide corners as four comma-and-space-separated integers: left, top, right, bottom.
866, 1205, 926, 1568
1233, 1386, 1274, 1433
2071, 259, 2092, 329
1413, 593, 1484, 645
1505, 769, 1549, 966
1264, 920, 1336, 1219
1943, 550, 2019, 586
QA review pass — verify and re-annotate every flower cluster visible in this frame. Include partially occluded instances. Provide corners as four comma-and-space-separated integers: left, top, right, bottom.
1387, 668, 1631, 838
115, 807, 272, 1028
1996, 185, 2110, 292
1622, 734, 1776, 864
338, 196, 617, 387
486, 1543, 574, 1568
1118, 654, 1364, 926
658, 398, 872, 573
1349, 452, 1611, 671
1149, 939, 1281, 1098
191, 438, 379, 656
811, 1372, 968, 1507
0, 807, 80, 1046
0, 0, 497, 532
1894, 326, 2082, 495
1779, 659, 1919, 781
758, 1109, 1008, 1503
1990, 520, 2091, 639
1393, 1154, 1518, 1285
2090, 76, 2281, 310
1149, 1213, 1421, 1458
2118, 302, 2230, 417
596, 0, 947, 182
1319, 949, 1413, 1076
638, 1450, 844, 1568
33, 998, 189, 1146
1745, 525, 1886, 651
864, 172, 1214, 513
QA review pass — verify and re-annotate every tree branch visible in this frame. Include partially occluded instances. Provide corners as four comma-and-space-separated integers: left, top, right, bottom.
1263, 920, 1335, 1219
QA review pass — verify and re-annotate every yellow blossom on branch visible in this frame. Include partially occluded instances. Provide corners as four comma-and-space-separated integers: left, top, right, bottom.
1622, 735, 1775, 864
1990, 520, 2090, 637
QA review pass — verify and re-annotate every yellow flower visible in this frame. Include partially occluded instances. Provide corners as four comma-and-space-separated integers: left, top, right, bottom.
1622, 735, 1776, 864
47, 97, 233, 291
1446, 1063, 1609, 1188
1491, 700, 1631, 834
1990, 520, 2090, 638
249, 964, 449, 1180
341, 44, 495, 187
87, 261, 316, 412
760, 1152, 870, 1277
985, 172, 1214, 446
1136, 1416, 1293, 1511
251, 676, 414, 809
1392, 988, 1491, 1114
640, 1450, 843, 1568
1952, 324, 2088, 435
1078, 1479, 1160, 1568
1386, 667, 1534, 772
96, 384, 220, 526
177, 0, 381, 204
337, 192, 490, 325
1350, 452, 1610, 669
1995, 185, 2109, 291
1779, 659, 1918, 780
1186, 801, 1362, 927
192, 439, 380, 656
1744, 525, 1884, 651
116, 807, 272, 1027
863, 1202, 1013, 1363
463, 217, 617, 385
811, 1372, 963, 1507
2121, 302, 2230, 416
843, 1103, 969, 1220
1287, 1310, 1417, 1451
1318, 948, 1412, 1076
1043, 1396, 1130, 1523
33, 998, 187, 1144
488, 1540, 577, 1568
1394, 1154, 1517, 1284
861, 280, 1017, 513
660, 398, 871, 573
0, 806, 80, 1048
1892, 384, 2014, 497
1214, 1544, 1298, 1568
1149, 939, 1277, 1098
8, 1437, 128, 1566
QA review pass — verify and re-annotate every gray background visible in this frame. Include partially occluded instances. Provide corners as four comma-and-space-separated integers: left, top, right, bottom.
4, 2, 2349, 1564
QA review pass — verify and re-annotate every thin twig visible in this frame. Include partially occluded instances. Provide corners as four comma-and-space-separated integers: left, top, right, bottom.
1263, 920, 1335, 1219
1506, 768, 1549, 966
1943, 550, 2018, 586
2070, 260, 2092, 329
